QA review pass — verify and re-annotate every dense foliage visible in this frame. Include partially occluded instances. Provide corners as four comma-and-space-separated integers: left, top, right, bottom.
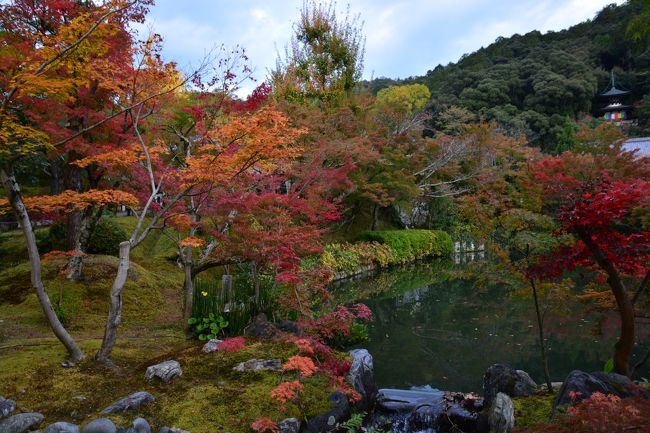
42, 218, 128, 256
357, 229, 453, 264
370, 1, 650, 150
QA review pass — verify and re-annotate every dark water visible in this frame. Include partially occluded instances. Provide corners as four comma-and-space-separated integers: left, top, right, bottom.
336, 257, 650, 393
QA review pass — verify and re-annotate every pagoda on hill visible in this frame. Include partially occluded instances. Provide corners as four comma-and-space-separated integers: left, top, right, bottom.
600, 71, 631, 123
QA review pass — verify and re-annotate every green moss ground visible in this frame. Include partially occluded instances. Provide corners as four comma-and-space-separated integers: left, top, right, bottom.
0, 221, 337, 433
512, 392, 556, 430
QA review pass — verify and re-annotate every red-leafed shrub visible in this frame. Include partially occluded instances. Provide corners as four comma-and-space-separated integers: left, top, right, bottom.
251, 417, 277, 433
283, 355, 318, 377
218, 336, 246, 352
518, 392, 650, 432
270, 380, 304, 406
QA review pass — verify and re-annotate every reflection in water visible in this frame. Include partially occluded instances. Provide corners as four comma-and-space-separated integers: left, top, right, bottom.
336, 257, 650, 393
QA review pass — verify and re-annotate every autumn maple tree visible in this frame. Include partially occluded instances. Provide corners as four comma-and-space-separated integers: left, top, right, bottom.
0, 0, 155, 364
529, 150, 650, 376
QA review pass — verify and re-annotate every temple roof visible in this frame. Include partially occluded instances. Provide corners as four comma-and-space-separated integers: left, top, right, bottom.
600, 70, 630, 97
601, 87, 630, 97
602, 103, 630, 111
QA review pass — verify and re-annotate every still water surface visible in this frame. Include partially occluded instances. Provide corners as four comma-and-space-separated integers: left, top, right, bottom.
337, 258, 650, 393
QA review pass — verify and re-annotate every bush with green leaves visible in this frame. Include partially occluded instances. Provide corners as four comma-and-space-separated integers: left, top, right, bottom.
316, 230, 452, 279
41, 217, 128, 256
357, 229, 453, 264
188, 313, 229, 341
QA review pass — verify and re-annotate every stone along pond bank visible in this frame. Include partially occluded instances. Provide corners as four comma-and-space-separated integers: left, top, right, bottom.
3, 342, 648, 433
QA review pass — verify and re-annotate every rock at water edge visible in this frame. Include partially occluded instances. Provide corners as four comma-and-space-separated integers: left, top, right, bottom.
347, 349, 377, 411
554, 370, 649, 410
489, 392, 514, 433
304, 391, 350, 433
483, 364, 537, 405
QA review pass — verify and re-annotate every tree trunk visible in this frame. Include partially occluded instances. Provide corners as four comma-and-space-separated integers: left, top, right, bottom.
577, 228, 635, 377
63, 162, 82, 251
1, 167, 85, 365
95, 240, 130, 363
67, 207, 103, 281
183, 251, 194, 320
371, 204, 379, 231
252, 262, 260, 306
530, 278, 553, 393
49, 158, 62, 195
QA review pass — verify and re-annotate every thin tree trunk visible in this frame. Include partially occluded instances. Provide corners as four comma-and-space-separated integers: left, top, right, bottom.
67, 206, 103, 281
371, 204, 379, 231
95, 240, 130, 364
183, 247, 194, 320
530, 278, 553, 393
577, 228, 635, 377
64, 161, 82, 251
252, 262, 260, 306
49, 158, 62, 195
1, 167, 85, 364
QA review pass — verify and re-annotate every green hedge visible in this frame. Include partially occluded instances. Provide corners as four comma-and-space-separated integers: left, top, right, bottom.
317, 230, 452, 278
357, 229, 453, 264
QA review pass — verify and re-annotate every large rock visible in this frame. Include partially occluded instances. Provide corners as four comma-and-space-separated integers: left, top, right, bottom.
483, 364, 537, 404
81, 419, 115, 433
101, 391, 156, 414
554, 370, 649, 409
276, 321, 302, 336
303, 391, 350, 433
371, 388, 486, 433
488, 392, 515, 433
438, 392, 487, 433
0, 398, 16, 420
244, 314, 279, 339
276, 418, 300, 433
347, 349, 377, 411
201, 339, 223, 353
0, 413, 44, 433
145, 360, 182, 383
44, 422, 80, 433
232, 359, 282, 372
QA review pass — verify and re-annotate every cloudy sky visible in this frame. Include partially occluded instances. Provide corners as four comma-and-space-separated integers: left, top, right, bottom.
138, 0, 625, 96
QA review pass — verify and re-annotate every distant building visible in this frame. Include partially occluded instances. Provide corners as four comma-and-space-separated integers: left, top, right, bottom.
600, 71, 632, 123
622, 137, 650, 157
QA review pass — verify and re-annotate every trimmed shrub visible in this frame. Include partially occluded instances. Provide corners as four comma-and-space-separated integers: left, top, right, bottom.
316, 230, 452, 279
357, 229, 453, 264
87, 218, 128, 255
41, 217, 128, 256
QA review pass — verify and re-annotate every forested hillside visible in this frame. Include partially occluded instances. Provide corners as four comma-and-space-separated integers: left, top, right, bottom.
369, 1, 650, 151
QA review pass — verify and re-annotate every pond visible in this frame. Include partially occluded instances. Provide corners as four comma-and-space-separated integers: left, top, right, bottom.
336, 256, 650, 393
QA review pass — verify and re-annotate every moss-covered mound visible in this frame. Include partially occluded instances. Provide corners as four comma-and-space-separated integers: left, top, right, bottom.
0, 254, 180, 338
0, 338, 337, 433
